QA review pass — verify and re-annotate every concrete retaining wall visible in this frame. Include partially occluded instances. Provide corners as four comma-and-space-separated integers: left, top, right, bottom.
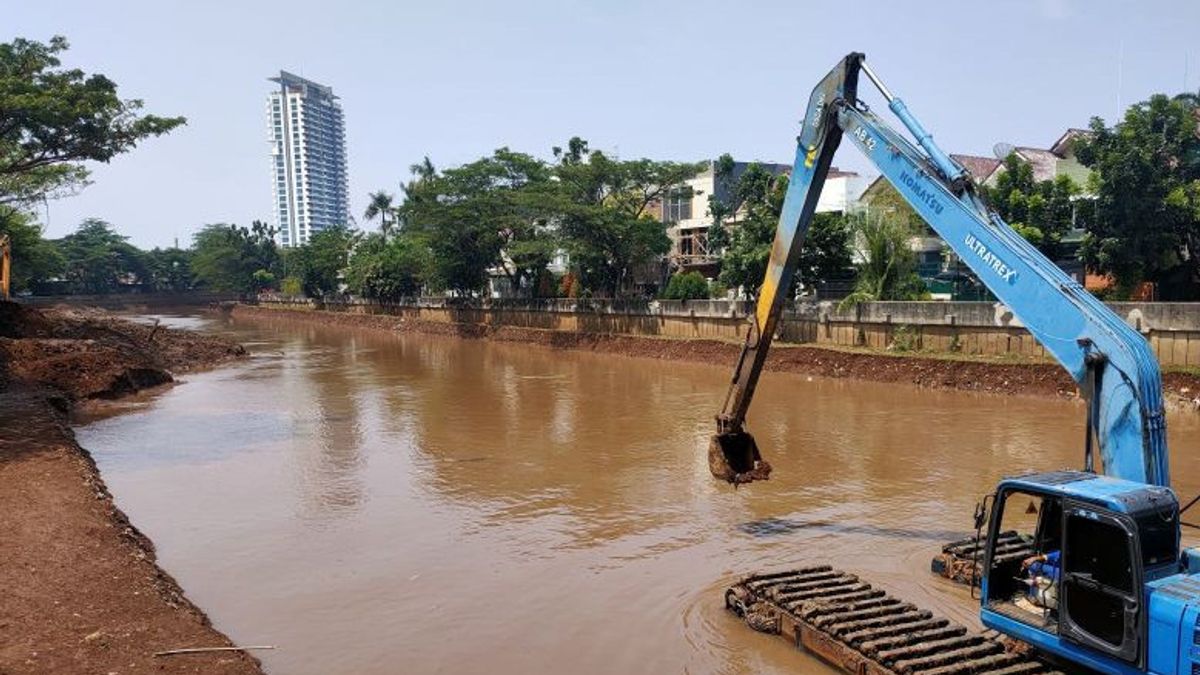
20, 292, 239, 309
251, 295, 1200, 368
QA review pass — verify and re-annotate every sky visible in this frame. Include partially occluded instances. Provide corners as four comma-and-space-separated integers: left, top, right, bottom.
9, 0, 1200, 248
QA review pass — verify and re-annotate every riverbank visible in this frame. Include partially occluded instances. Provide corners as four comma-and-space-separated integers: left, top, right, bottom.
229, 303, 1200, 408
0, 303, 259, 675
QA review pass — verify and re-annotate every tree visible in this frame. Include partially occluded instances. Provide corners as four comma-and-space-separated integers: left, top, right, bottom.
553, 137, 704, 296
0, 205, 62, 292
144, 246, 194, 291
839, 212, 928, 307
717, 163, 781, 295
717, 165, 852, 297
864, 181, 925, 232
398, 148, 560, 296
661, 271, 709, 300
282, 225, 359, 297
1075, 93, 1200, 298
56, 218, 148, 293
363, 191, 395, 238
802, 212, 854, 284
984, 153, 1080, 259
705, 153, 737, 254
0, 36, 185, 206
191, 221, 280, 293
344, 232, 431, 301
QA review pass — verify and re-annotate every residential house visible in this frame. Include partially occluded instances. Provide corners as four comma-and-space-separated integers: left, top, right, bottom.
859, 129, 1093, 286
859, 153, 1000, 278
663, 159, 867, 276
980, 129, 1091, 186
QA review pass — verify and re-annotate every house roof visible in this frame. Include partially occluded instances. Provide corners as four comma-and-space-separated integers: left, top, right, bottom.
1049, 128, 1092, 157
1011, 147, 1061, 182
950, 154, 1001, 182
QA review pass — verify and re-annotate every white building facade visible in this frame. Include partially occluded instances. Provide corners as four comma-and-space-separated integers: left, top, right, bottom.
268, 71, 349, 247
665, 161, 867, 272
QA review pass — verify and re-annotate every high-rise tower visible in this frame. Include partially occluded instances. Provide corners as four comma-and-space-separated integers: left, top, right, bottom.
267, 71, 348, 247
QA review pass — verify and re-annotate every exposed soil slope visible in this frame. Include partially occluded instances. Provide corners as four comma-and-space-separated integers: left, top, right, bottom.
0, 302, 259, 675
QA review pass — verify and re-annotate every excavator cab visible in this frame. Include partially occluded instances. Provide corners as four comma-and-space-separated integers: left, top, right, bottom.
980, 471, 1181, 670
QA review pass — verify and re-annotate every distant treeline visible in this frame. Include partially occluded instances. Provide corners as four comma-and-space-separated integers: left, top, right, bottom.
2, 35, 1199, 302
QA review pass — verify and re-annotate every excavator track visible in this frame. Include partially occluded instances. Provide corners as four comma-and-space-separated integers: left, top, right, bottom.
931, 531, 1037, 587
725, 566, 1063, 675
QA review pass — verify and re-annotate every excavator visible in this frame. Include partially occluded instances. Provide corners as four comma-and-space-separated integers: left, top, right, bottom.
709, 53, 1196, 674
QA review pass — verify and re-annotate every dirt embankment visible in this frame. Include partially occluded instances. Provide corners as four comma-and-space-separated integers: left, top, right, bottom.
228, 303, 1200, 407
0, 302, 259, 675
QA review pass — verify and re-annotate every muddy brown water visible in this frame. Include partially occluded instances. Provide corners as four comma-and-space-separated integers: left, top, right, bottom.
77, 313, 1200, 674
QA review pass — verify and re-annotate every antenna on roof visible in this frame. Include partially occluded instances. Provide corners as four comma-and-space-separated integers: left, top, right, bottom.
992, 142, 1016, 160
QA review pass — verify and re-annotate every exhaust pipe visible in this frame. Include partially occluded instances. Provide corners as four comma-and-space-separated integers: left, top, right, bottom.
709, 430, 772, 485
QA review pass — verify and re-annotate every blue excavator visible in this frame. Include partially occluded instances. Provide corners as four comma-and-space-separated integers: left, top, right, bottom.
709, 53, 1196, 673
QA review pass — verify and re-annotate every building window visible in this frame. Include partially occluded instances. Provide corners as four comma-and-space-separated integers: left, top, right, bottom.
663, 189, 692, 222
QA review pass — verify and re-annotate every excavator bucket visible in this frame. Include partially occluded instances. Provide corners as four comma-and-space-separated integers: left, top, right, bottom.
709, 431, 772, 485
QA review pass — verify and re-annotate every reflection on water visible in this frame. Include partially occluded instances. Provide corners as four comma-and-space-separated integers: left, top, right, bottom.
737, 516, 968, 542
77, 313, 1200, 674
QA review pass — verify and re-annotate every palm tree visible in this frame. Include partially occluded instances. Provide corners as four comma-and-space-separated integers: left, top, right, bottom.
364, 191, 395, 239
838, 212, 928, 309
397, 157, 437, 231
409, 156, 436, 181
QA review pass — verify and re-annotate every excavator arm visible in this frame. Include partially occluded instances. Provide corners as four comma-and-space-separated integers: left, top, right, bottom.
710, 53, 1169, 488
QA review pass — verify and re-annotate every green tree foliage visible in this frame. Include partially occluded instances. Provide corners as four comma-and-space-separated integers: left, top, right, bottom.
0, 35, 182, 293
1075, 93, 1200, 298
344, 232, 432, 301
984, 153, 1079, 258
281, 226, 359, 297
191, 221, 280, 293
280, 276, 303, 297
56, 218, 148, 293
839, 213, 928, 307
0, 36, 185, 206
717, 165, 852, 297
143, 246, 194, 291
705, 153, 736, 253
0, 206, 62, 292
399, 148, 559, 295
661, 271, 709, 300
553, 137, 704, 296
803, 212, 854, 284
863, 181, 924, 233
363, 190, 395, 238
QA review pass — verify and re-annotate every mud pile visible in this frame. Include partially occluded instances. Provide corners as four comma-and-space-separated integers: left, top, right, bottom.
0, 302, 245, 400
0, 302, 260, 675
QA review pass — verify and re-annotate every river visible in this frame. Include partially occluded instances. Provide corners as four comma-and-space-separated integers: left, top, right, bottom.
76, 312, 1200, 674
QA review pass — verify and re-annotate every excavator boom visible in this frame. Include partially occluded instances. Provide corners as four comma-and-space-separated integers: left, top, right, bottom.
710, 53, 862, 483
710, 54, 1168, 488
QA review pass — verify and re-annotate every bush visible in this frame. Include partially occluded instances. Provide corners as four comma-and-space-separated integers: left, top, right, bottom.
280, 276, 303, 297
662, 271, 710, 300
343, 233, 430, 301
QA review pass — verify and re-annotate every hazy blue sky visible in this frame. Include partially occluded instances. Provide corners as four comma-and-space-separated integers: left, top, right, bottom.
10, 0, 1199, 247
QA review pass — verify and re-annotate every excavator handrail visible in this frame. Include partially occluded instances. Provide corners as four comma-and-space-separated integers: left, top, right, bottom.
711, 54, 1168, 488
